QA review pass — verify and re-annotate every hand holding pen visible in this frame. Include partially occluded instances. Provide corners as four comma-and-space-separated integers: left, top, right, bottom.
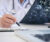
1, 14, 17, 28
0, 0, 21, 28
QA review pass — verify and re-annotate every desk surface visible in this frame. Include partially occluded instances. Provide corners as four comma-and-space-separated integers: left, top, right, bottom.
0, 23, 48, 42
0, 32, 26, 42
20, 23, 48, 29
0, 23, 48, 30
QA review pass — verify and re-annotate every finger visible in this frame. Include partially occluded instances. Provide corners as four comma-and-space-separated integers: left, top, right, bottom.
1, 20, 12, 28
2, 23, 11, 28
2, 17, 14, 24
3, 14, 16, 22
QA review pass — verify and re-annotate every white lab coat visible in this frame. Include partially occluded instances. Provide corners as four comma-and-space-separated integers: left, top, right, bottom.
0, 0, 35, 22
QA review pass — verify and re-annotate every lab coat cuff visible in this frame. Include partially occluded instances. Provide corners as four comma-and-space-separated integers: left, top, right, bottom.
0, 15, 2, 18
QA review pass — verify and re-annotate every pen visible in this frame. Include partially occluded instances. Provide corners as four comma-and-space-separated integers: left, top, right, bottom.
16, 22, 20, 26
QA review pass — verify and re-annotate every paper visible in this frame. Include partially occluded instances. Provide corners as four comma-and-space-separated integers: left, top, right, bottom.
15, 29, 50, 42
0, 32, 25, 42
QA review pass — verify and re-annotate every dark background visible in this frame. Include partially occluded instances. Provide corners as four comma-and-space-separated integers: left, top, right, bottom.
21, 0, 50, 24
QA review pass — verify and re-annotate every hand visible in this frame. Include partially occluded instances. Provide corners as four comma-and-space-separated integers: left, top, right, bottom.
1, 14, 16, 28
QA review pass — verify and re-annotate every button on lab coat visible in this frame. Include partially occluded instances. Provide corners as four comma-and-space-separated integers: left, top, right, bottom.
0, 0, 35, 22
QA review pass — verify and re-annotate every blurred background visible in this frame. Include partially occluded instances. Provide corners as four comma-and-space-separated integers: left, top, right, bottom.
21, 0, 50, 24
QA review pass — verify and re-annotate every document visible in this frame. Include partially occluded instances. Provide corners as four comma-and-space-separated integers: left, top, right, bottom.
15, 29, 50, 42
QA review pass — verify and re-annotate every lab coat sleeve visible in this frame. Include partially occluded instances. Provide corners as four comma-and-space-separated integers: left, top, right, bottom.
13, 0, 35, 23
16, 0, 35, 22
0, 0, 7, 18
16, 8, 26, 23
14, 0, 27, 22
0, 10, 4, 18
0, 7, 6, 18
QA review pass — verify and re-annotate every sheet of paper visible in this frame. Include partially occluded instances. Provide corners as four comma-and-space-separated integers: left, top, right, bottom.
15, 29, 50, 42
0, 32, 25, 42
